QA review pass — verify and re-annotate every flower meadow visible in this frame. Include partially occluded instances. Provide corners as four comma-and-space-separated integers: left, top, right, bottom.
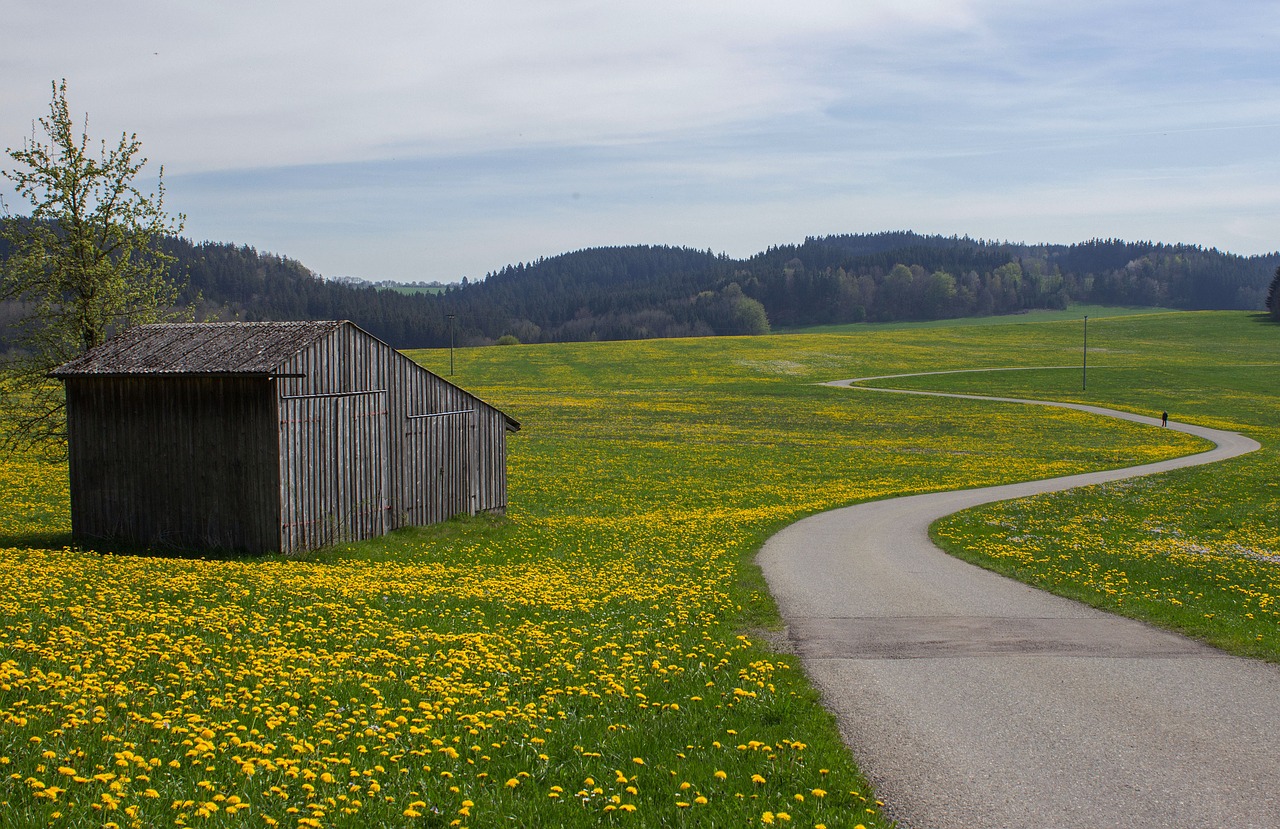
0, 310, 1233, 828
920, 314, 1280, 660
933, 453, 1280, 659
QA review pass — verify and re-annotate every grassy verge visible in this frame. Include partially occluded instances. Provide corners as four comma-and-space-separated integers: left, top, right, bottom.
892, 311, 1280, 661
0, 312, 1243, 827
932, 452, 1280, 660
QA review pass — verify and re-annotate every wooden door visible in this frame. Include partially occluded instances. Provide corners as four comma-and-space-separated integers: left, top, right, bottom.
279, 391, 389, 552
401, 409, 475, 526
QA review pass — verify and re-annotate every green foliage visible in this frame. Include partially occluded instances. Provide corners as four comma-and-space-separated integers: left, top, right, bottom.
1, 80, 187, 453
495, 333, 521, 345
692, 282, 770, 336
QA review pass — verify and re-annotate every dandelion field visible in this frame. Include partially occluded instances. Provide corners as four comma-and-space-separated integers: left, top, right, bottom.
0, 308, 1259, 828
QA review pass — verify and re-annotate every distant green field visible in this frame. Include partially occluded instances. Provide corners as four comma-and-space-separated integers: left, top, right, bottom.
783, 303, 1174, 334
380, 283, 445, 295
1, 310, 1272, 827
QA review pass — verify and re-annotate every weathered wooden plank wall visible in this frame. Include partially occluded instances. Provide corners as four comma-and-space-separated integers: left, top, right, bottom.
272, 324, 512, 552
65, 376, 279, 551
277, 391, 389, 552
401, 410, 472, 526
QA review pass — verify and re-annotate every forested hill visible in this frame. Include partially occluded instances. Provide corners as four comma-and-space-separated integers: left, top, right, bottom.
738, 233, 1277, 327
159, 240, 748, 348
4, 232, 1276, 349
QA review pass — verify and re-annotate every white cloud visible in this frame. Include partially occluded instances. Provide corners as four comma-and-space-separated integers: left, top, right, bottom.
4, 0, 991, 169
4, 0, 1280, 281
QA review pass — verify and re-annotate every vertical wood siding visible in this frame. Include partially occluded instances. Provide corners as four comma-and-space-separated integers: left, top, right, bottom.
277, 390, 389, 553
65, 376, 279, 551
400, 410, 473, 525
274, 324, 512, 546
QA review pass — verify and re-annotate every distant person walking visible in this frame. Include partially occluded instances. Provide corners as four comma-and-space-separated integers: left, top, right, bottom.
1162, 411, 1169, 427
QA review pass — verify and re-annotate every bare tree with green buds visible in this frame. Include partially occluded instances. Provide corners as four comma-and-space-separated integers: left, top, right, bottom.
1, 79, 190, 454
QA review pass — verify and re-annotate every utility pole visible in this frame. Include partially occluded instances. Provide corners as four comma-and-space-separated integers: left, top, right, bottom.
447, 313, 456, 376
1082, 315, 1088, 391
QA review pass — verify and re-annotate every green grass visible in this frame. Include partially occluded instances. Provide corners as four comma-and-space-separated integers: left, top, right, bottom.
932, 455, 1280, 659
909, 311, 1280, 660
0, 309, 1272, 827
379, 284, 445, 296
779, 303, 1173, 334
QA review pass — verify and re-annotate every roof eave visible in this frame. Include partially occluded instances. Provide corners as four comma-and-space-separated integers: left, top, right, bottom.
51, 370, 280, 380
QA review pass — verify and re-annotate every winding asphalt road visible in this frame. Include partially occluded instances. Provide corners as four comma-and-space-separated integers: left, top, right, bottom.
757, 376, 1274, 829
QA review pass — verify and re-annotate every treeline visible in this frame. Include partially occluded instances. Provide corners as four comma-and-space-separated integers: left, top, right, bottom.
3, 231, 1277, 350
156, 240, 764, 347
1268, 268, 1280, 321
732, 234, 1278, 327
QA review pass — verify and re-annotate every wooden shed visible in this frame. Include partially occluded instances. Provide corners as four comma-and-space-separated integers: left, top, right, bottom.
52, 320, 520, 553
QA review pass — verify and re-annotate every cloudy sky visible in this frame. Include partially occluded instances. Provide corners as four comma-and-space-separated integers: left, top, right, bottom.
4, 1, 1279, 282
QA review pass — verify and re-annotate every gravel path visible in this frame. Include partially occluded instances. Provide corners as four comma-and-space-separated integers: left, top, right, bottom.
757, 378, 1274, 829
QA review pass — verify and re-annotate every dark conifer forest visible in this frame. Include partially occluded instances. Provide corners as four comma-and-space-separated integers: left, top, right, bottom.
3, 231, 1277, 350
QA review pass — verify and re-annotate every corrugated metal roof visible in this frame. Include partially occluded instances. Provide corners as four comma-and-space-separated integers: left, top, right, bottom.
51, 320, 348, 376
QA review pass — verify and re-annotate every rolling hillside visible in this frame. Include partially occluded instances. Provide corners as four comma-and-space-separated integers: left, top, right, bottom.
3, 231, 1277, 349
